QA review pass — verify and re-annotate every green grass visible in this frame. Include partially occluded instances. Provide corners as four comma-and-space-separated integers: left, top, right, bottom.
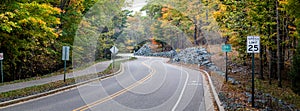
0, 57, 137, 102
0, 78, 75, 102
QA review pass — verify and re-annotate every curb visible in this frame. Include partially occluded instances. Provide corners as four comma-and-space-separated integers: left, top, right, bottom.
201, 71, 215, 111
0, 63, 124, 108
199, 69, 224, 111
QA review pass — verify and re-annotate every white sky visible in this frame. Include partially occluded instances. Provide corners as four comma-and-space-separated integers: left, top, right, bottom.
123, 0, 147, 16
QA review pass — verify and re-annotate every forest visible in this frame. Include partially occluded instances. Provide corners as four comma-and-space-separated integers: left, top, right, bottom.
139, 0, 300, 95
1, 0, 300, 95
0, 0, 129, 81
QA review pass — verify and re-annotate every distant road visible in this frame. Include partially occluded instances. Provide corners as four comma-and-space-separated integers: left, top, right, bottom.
1, 57, 208, 111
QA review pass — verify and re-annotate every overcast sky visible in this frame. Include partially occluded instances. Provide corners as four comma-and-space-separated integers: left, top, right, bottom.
124, 0, 147, 15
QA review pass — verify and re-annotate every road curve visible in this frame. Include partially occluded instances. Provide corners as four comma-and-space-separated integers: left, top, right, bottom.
1, 56, 209, 111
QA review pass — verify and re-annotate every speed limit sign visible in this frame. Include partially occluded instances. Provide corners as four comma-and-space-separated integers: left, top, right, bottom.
247, 36, 260, 53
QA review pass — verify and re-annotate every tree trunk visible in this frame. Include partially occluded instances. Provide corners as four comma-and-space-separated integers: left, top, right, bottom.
286, 16, 291, 61
194, 24, 198, 45
258, 21, 264, 80
282, 17, 285, 69
281, 13, 288, 71
260, 46, 264, 79
263, 46, 267, 78
268, 22, 277, 85
269, 48, 277, 85
267, 0, 272, 85
276, 0, 282, 87
294, 36, 296, 55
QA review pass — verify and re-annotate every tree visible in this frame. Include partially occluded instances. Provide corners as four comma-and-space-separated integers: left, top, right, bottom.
290, 40, 300, 94
276, 0, 282, 87
0, 1, 61, 80
143, 0, 210, 46
72, 0, 129, 67
287, 0, 300, 94
0, 0, 130, 82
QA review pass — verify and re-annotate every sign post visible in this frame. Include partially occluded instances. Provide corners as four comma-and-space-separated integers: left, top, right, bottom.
247, 36, 260, 107
222, 44, 232, 82
0, 53, 3, 83
62, 46, 70, 82
110, 46, 119, 70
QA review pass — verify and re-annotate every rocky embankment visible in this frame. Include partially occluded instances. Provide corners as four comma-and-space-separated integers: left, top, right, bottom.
135, 44, 214, 67
134, 44, 177, 57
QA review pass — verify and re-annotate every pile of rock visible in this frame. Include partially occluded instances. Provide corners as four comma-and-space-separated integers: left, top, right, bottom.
147, 50, 177, 58
135, 46, 216, 67
172, 47, 212, 67
136, 45, 226, 73
171, 47, 238, 84
134, 44, 152, 56
134, 44, 177, 57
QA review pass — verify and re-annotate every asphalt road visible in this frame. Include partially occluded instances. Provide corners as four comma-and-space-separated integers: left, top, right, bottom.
1, 57, 208, 111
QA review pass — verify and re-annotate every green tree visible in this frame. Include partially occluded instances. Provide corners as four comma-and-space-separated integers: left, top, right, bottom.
72, 0, 129, 67
0, 1, 61, 80
290, 40, 300, 94
287, 0, 300, 93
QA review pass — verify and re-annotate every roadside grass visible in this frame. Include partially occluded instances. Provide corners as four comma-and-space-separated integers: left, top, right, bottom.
222, 78, 300, 110
0, 58, 112, 87
219, 69, 300, 110
0, 79, 75, 102
100, 56, 136, 74
0, 57, 137, 102
254, 79, 300, 109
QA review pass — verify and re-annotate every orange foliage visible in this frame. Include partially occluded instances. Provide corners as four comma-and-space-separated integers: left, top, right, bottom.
150, 38, 158, 45
161, 7, 169, 12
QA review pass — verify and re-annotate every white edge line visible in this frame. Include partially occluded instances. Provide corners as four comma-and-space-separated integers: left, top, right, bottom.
171, 68, 189, 111
164, 61, 224, 111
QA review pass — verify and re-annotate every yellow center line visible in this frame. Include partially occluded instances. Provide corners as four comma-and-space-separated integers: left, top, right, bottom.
73, 60, 155, 111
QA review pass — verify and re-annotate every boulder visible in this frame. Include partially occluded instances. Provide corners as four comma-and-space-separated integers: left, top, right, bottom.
134, 44, 177, 58
134, 44, 152, 56
172, 47, 211, 65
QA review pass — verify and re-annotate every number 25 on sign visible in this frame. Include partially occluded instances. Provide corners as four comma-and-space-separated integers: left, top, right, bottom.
247, 36, 260, 53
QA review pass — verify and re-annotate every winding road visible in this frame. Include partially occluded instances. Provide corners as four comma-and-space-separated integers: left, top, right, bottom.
1, 57, 212, 111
